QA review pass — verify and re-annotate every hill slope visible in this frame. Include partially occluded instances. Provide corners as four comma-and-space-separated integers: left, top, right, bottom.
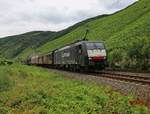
0, 31, 58, 58
38, 0, 150, 70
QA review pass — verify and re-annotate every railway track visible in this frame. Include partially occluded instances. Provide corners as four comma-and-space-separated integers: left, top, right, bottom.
45, 66, 150, 85
90, 71, 150, 85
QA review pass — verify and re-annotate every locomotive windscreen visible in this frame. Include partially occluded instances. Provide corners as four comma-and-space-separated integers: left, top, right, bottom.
86, 42, 104, 50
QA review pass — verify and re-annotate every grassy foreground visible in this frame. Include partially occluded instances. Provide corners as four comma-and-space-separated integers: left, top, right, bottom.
0, 64, 150, 114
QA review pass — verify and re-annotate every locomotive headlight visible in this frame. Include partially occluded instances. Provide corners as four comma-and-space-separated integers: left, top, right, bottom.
89, 57, 92, 60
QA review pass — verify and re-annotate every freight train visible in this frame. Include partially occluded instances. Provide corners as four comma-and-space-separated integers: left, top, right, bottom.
26, 40, 107, 71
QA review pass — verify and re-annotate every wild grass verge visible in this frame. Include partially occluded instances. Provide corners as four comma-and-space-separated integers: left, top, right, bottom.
0, 64, 149, 114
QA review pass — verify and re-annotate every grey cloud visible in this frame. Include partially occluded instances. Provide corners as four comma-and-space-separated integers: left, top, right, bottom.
0, 0, 137, 38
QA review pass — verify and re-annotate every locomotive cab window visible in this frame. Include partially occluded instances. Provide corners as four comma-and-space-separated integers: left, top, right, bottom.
86, 43, 104, 50
78, 45, 82, 54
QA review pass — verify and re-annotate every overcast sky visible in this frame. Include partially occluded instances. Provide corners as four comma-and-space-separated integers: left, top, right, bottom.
0, 0, 137, 38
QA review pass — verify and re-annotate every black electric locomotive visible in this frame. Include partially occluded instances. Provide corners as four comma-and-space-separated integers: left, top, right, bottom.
27, 40, 107, 71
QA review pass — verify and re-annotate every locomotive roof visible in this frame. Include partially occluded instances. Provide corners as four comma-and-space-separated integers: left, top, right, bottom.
74, 40, 103, 44
28, 40, 104, 58
55, 40, 104, 52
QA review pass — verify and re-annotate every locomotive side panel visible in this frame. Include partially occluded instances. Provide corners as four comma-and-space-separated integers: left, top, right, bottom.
54, 50, 61, 65
53, 43, 90, 68
54, 45, 80, 66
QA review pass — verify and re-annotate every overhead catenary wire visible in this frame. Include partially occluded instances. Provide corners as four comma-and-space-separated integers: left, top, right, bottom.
82, 24, 100, 41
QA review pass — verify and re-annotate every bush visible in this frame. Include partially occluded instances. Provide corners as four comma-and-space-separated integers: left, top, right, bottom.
0, 59, 13, 66
0, 71, 12, 92
127, 37, 150, 70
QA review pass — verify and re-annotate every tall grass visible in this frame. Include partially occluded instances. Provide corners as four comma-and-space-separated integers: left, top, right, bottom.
0, 68, 12, 92
0, 64, 149, 113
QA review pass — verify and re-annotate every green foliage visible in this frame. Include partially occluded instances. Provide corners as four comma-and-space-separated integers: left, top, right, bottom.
131, 105, 150, 114
0, 58, 13, 66
0, 64, 149, 113
0, 69, 13, 92
127, 37, 150, 70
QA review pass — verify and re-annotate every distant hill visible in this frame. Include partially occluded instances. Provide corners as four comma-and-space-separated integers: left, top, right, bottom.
0, 0, 149, 70
0, 31, 58, 58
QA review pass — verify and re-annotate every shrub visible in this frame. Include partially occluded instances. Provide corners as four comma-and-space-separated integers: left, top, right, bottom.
0, 71, 12, 92
0, 59, 13, 66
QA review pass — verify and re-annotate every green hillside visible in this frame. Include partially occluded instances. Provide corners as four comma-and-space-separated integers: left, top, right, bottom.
0, 0, 149, 70
38, 0, 150, 70
0, 31, 58, 58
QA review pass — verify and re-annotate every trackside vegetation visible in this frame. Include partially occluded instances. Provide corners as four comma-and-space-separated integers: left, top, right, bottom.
0, 64, 149, 114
